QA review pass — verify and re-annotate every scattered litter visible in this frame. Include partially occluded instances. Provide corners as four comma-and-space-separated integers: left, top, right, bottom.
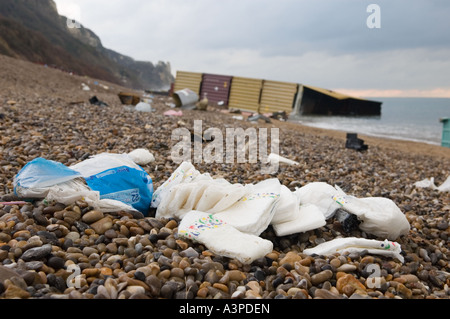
303, 237, 404, 263
332, 187, 410, 240
172, 88, 199, 109
151, 162, 410, 263
247, 114, 272, 124
414, 175, 450, 192
81, 83, 90, 91
346, 133, 368, 151
164, 110, 183, 117
196, 93, 208, 111
178, 211, 273, 264
118, 92, 141, 106
135, 102, 152, 112
70, 153, 153, 215
13, 150, 154, 216
165, 102, 176, 108
269, 111, 288, 121
217, 101, 225, 106
232, 115, 244, 121
127, 148, 155, 165
268, 153, 299, 166
89, 96, 108, 107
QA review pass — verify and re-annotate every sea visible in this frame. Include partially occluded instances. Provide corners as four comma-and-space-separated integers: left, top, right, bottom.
290, 97, 450, 146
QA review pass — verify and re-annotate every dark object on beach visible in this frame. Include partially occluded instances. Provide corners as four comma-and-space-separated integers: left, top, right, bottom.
247, 114, 272, 124
345, 133, 368, 151
118, 92, 141, 106
270, 111, 288, 121
334, 209, 361, 233
89, 96, 108, 107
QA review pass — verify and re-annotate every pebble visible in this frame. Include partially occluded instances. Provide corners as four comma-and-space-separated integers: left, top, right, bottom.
310, 270, 333, 285
20, 244, 52, 261
90, 217, 113, 235
82, 210, 104, 224
314, 288, 343, 299
336, 264, 357, 272
336, 274, 366, 297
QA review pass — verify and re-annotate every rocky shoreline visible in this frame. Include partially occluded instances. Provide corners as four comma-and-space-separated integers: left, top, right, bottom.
1, 54, 449, 299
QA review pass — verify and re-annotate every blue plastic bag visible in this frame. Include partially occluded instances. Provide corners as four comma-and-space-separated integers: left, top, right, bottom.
14, 154, 154, 216
14, 157, 81, 191
84, 165, 153, 215
70, 153, 153, 215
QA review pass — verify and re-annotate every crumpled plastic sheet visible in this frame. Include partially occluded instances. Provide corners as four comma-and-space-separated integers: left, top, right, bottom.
414, 176, 450, 192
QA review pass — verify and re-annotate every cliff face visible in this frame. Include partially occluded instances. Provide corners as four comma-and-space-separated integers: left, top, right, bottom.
0, 0, 174, 90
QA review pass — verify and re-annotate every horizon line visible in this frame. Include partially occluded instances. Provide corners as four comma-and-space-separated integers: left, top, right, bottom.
333, 88, 450, 99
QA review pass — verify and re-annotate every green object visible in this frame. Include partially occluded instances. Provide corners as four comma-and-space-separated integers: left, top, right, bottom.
441, 118, 450, 148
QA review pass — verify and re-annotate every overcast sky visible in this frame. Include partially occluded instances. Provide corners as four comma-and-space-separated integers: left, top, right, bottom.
54, 0, 450, 97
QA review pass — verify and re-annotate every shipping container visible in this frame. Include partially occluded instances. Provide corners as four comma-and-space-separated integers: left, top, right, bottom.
173, 71, 203, 95
293, 85, 382, 116
259, 80, 299, 114
200, 73, 233, 106
228, 76, 263, 113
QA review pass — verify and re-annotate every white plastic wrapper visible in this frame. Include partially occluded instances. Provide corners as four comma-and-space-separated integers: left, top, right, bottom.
303, 237, 404, 263
333, 193, 410, 240
178, 211, 273, 264
414, 176, 450, 192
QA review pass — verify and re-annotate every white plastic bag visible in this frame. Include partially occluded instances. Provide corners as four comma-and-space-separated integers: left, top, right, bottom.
127, 149, 155, 165
333, 193, 410, 240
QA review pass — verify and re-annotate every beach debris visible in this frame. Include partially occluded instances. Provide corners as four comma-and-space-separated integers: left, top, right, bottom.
178, 211, 274, 264
228, 108, 242, 114
151, 161, 410, 263
345, 133, 368, 151
89, 96, 108, 107
13, 151, 154, 215
269, 111, 289, 121
118, 92, 141, 105
164, 110, 183, 117
135, 102, 152, 112
247, 113, 271, 124
81, 83, 90, 91
172, 88, 199, 109
127, 148, 155, 165
268, 153, 299, 166
196, 93, 208, 111
303, 237, 404, 263
414, 175, 450, 192
332, 186, 411, 240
